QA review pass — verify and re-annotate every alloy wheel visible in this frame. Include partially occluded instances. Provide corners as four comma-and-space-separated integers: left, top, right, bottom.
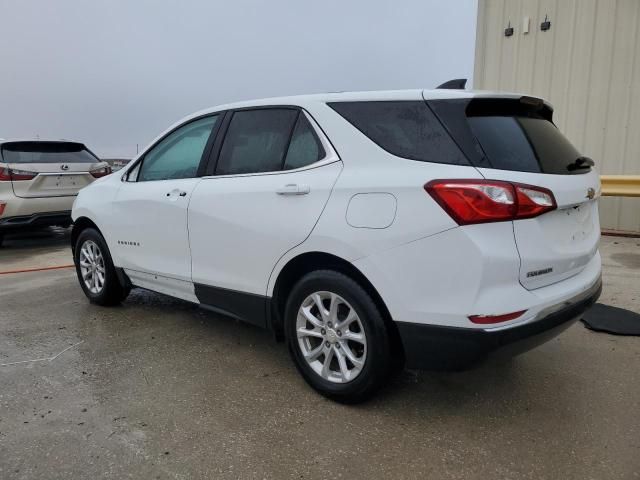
79, 240, 106, 294
296, 291, 367, 383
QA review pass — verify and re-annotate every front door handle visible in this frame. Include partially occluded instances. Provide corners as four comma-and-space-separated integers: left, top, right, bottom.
166, 189, 188, 198
276, 184, 310, 195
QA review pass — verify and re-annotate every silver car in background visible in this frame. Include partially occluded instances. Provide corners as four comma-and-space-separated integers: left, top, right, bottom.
0, 140, 111, 246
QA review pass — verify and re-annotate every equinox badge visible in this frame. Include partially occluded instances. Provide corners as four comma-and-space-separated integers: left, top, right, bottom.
527, 267, 553, 278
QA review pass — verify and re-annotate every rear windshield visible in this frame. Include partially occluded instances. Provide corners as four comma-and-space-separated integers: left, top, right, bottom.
429, 98, 588, 175
1, 142, 98, 164
328, 101, 470, 166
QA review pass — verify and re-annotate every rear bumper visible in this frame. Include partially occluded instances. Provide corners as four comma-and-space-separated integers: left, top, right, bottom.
0, 211, 72, 232
396, 276, 602, 370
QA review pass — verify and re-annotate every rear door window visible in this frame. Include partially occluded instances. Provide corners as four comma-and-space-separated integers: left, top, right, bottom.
283, 114, 325, 170
216, 109, 299, 175
327, 101, 469, 166
1, 142, 98, 164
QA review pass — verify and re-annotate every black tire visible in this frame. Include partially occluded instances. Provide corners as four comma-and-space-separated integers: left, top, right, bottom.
285, 270, 393, 404
0, 233, 4, 247
74, 228, 130, 306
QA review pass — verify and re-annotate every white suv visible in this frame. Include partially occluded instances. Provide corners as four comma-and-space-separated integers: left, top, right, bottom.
0, 140, 111, 246
71, 89, 602, 402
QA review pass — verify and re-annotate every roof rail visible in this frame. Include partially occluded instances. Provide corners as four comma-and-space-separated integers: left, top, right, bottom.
436, 79, 467, 90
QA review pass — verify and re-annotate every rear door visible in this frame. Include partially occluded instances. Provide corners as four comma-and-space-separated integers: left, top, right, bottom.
428, 96, 601, 290
0, 142, 106, 198
188, 108, 342, 325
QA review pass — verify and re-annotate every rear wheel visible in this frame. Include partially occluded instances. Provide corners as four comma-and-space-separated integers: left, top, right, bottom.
0, 233, 4, 247
285, 270, 393, 403
74, 228, 129, 306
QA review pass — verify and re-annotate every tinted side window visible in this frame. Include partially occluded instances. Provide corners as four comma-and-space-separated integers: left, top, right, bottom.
216, 109, 298, 175
328, 101, 469, 165
138, 115, 218, 182
283, 115, 325, 170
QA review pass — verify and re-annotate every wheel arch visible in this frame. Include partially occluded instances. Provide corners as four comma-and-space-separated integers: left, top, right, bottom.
71, 216, 102, 255
72, 216, 131, 290
270, 251, 403, 362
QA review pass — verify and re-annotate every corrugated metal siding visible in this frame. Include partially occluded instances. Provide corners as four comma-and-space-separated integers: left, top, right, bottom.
474, 0, 640, 232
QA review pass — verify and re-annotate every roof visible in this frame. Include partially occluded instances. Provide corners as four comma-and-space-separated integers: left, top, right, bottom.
169, 88, 538, 131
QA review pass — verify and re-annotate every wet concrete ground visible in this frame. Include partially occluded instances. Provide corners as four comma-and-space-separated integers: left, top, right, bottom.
0, 229, 639, 479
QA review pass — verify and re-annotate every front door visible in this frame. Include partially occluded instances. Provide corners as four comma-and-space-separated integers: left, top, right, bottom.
111, 114, 220, 301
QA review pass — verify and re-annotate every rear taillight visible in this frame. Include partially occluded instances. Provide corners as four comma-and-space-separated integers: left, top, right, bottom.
425, 179, 556, 225
90, 166, 112, 178
0, 202, 6, 216
0, 167, 38, 181
514, 185, 556, 218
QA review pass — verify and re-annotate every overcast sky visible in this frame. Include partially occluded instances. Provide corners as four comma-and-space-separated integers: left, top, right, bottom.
0, 0, 478, 158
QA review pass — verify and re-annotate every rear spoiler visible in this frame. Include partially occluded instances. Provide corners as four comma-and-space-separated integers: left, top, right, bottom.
436, 79, 467, 90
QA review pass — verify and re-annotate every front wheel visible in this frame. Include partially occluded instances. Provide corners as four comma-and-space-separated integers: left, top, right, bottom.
74, 228, 130, 306
285, 270, 394, 403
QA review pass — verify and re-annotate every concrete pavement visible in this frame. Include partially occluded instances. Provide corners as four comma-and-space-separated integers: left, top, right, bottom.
0, 230, 638, 479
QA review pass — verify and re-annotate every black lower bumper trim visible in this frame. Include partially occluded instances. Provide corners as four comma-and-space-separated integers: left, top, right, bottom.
0, 211, 72, 232
396, 277, 602, 371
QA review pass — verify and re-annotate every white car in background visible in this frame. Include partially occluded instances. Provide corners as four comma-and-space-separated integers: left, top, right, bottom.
0, 140, 111, 246
71, 88, 602, 402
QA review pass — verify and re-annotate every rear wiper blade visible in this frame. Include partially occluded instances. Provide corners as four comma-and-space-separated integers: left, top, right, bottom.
567, 156, 594, 171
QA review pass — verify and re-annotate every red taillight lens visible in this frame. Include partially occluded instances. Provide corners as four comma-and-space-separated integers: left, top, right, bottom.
514, 185, 556, 218
90, 166, 112, 178
6, 168, 37, 181
469, 310, 527, 324
425, 180, 556, 225
0, 202, 6, 216
0, 168, 10, 181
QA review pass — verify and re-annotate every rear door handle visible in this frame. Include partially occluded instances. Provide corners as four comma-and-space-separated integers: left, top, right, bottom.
276, 184, 310, 195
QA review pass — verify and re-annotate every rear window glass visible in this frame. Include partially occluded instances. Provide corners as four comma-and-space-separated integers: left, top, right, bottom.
328, 101, 469, 166
1, 142, 98, 164
429, 98, 587, 175
468, 116, 582, 174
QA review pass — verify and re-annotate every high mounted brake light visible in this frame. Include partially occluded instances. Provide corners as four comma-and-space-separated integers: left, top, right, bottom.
425, 179, 556, 225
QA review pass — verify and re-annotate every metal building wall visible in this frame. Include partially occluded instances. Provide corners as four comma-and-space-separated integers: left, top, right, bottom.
474, 0, 640, 232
